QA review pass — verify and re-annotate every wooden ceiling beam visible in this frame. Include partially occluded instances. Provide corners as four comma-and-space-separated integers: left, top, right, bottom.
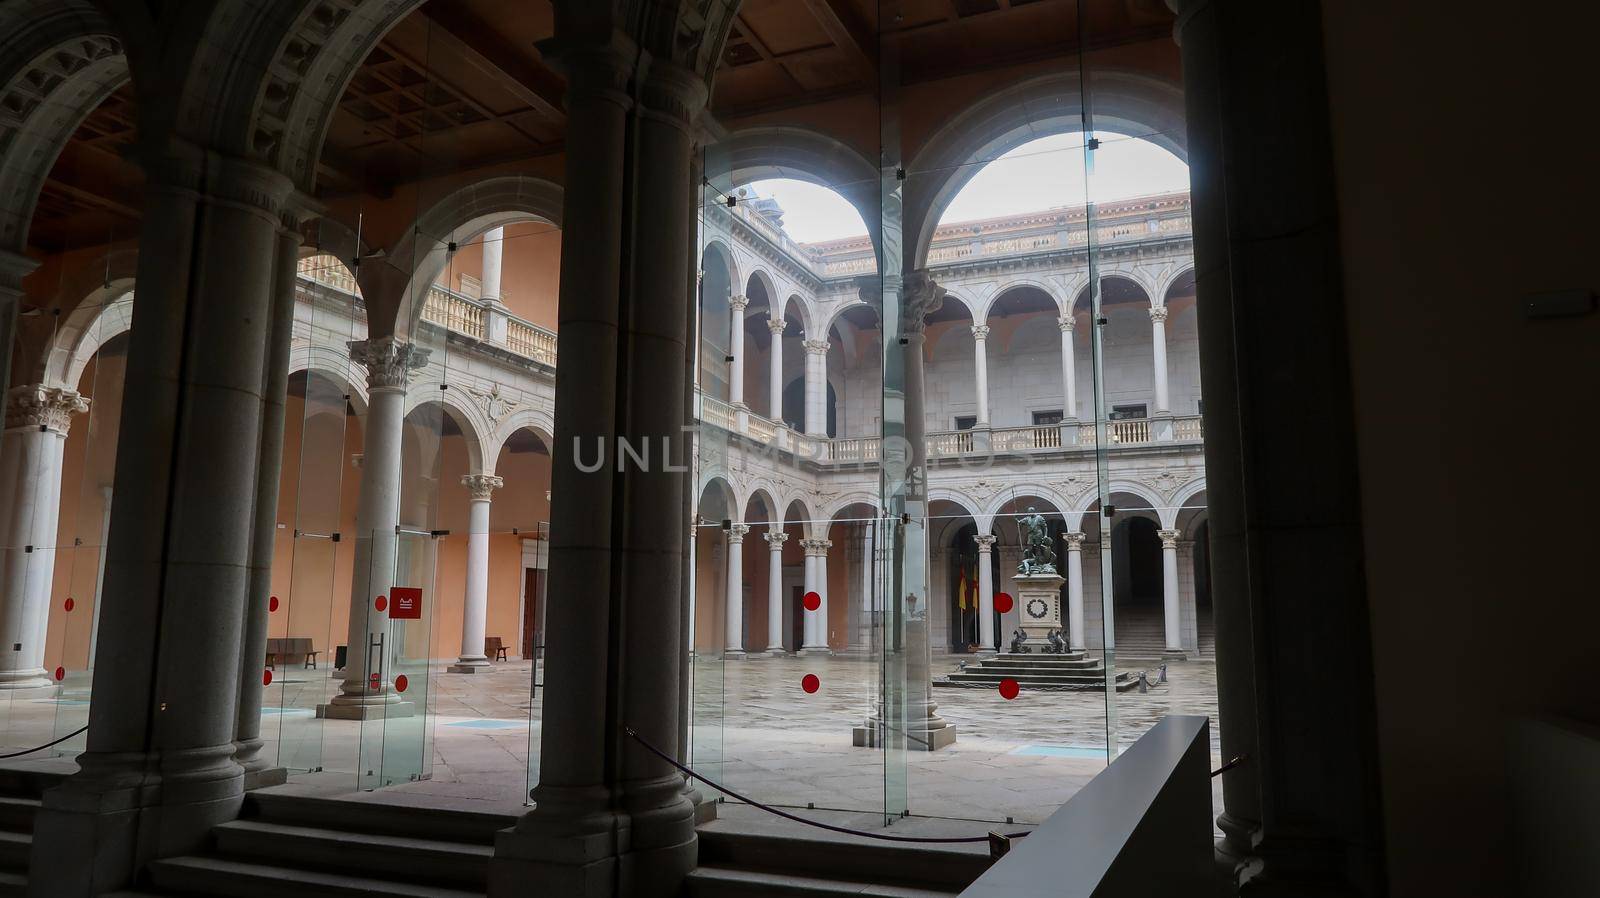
411, 6, 566, 123
800, 0, 878, 85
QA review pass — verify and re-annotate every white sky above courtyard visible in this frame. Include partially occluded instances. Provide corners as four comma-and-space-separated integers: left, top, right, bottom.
746, 132, 1190, 245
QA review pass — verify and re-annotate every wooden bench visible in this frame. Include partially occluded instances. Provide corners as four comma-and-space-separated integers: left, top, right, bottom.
266, 637, 320, 670
484, 636, 508, 662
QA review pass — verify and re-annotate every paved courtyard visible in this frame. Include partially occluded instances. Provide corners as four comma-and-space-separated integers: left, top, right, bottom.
0, 654, 1220, 828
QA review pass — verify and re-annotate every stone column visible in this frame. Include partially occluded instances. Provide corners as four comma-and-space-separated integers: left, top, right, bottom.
723, 524, 748, 658
1150, 305, 1171, 415
0, 385, 88, 688
32, 154, 296, 894
1058, 315, 1078, 421
973, 533, 997, 653
0, 252, 38, 456
492, 47, 705, 896
481, 226, 509, 345
970, 324, 991, 428
1158, 528, 1186, 659
451, 474, 504, 672
799, 538, 831, 654
763, 531, 787, 654
766, 318, 786, 424
802, 339, 829, 437
320, 337, 428, 719
234, 216, 302, 789
1064, 531, 1087, 651
728, 295, 748, 411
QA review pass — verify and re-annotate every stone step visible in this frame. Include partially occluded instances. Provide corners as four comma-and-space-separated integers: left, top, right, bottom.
697, 828, 989, 892
0, 797, 39, 833
0, 831, 29, 870
0, 870, 22, 897
937, 674, 1139, 692
146, 856, 482, 898
245, 792, 515, 844
989, 652, 1087, 662
0, 761, 74, 800
212, 820, 491, 890
685, 865, 959, 897
959, 661, 1104, 673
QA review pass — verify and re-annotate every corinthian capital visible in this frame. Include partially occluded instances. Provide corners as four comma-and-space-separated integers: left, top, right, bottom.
765, 531, 789, 547
5, 385, 89, 434
461, 474, 504, 502
1149, 306, 1169, 324
729, 294, 749, 312
803, 339, 830, 356
349, 337, 430, 390
1158, 528, 1181, 549
901, 271, 947, 335
767, 318, 788, 335
973, 533, 997, 551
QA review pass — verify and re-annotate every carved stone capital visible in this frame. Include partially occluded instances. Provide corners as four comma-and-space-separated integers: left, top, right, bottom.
901, 271, 947, 335
765, 531, 789, 548
973, 534, 998, 551
462, 474, 504, 502
970, 324, 991, 340
5, 385, 89, 434
799, 537, 831, 556
348, 337, 430, 391
1058, 315, 1075, 333
729, 294, 749, 312
1064, 531, 1087, 551
1158, 528, 1181, 549
1149, 306, 1170, 324
767, 318, 788, 335
727, 523, 750, 541
802, 339, 830, 356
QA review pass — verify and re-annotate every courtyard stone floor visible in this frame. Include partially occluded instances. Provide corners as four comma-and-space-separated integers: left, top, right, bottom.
0, 653, 1221, 829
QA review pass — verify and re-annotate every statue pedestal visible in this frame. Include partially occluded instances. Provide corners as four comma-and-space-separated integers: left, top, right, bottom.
1014, 572, 1065, 644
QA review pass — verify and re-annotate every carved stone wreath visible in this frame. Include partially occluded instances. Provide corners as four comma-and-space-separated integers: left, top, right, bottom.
1026, 598, 1049, 620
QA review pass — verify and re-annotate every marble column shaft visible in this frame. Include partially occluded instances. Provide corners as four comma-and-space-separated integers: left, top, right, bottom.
1150, 306, 1171, 414
764, 531, 786, 652
728, 295, 747, 408
455, 474, 503, 669
1064, 532, 1087, 651
802, 340, 828, 436
970, 325, 991, 426
973, 533, 997, 652
766, 318, 785, 422
0, 385, 88, 688
1058, 316, 1078, 420
1159, 528, 1182, 653
723, 524, 747, 656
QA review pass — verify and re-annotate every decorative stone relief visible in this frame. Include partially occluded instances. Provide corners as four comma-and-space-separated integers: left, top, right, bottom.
348, 337, 429, 390
461, 473, 504, 502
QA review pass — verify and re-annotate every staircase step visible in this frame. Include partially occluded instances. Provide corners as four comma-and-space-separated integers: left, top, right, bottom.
0, 798, 39, 833
0, 870, 23, 897
245, 793, 514, 844
212, 820, 490, 889
697, 829, 988, 892
0, 831, 29, 869
0, 762, 73, 800
686, 866, 959, 897
147, 856, 481, 898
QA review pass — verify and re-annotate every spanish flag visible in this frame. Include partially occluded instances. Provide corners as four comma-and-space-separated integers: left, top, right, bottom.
957, 568, 969, 610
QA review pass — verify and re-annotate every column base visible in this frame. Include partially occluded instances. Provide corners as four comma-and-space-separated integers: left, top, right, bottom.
1162, 649, 1189, 661
751, 648, 787, 658
242, 765, 288, 790
851, 717, 958, 751
449, 657, 492, 673
0, 668, 53, 690
724, 649, 747, 661
316, 691, 416, 720
797, 646, 832, 656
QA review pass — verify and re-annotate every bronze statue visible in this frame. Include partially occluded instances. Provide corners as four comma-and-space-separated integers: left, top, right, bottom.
1016, 506, 1057, 575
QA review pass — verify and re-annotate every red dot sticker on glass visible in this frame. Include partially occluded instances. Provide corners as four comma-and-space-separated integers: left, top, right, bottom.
995, 592, 1014, 614
269, 595, 280, 613
801, 674, 820, 694
802, 591, 821, 612
262, 670, 273, 687
54, 667, 65, 682
369, 672, 380, 689
998, 678, 1020, 700
395, 674, 409, 693
63, 597, 75, 613
374, 595, 387, 612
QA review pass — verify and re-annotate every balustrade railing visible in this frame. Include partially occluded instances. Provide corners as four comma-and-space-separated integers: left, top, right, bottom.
506, 319, 557, 365
1174, 416, 1204, 441
422, 286, 486, 340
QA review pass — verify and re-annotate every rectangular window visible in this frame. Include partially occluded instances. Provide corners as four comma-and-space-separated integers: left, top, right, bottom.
954, 415, 978, 430
1032, 409, 1064, 426
1110, 403, 1148, 421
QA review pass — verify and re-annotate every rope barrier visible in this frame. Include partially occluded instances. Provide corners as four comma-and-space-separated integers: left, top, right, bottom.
0, 725, 87, 759
623, 725, 1031, 845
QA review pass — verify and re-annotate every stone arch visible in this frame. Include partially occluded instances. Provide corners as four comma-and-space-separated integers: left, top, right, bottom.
697, 475, 739, 522
0, 0, 130, 254
489, 407, 555, 469
1071, 480, 1168, 530
402, 387, 491, 476
928, 488, 989, 534
288, 347, 371, 416
983, 484, 1072, 525
983, 277, 1066, 320
742, 486, 779, 526
36, 246, 139, 388
743, 267, 778, 307
709, 125, 881, 259
377, 175, 564, 341
1168, 477, 1208, 531
776, 492, 818, 529
936, 288, 980, 327
1154, 264, 1197, 308
906, 68, 1187, 268
701, 238, 741, 297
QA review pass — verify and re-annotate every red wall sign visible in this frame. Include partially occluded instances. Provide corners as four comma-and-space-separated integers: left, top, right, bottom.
390, 586, 423, 620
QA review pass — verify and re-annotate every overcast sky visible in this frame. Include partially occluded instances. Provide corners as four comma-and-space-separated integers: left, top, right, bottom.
745, 132, 1189, 245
